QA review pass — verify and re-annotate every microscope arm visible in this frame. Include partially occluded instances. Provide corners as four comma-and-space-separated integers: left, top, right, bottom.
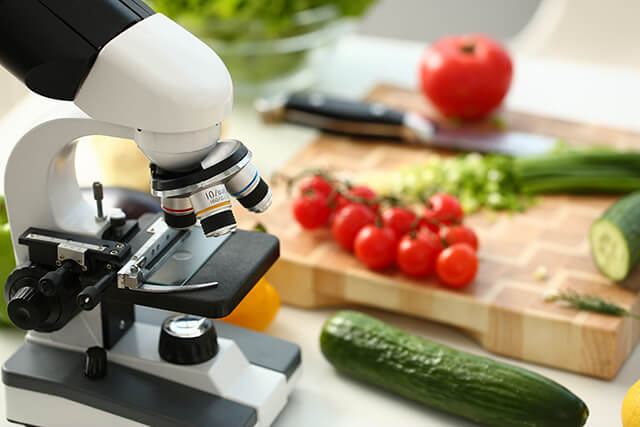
4, 103, 134, 264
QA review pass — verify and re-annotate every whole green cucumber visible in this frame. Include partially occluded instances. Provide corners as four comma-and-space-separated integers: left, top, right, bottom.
320, 311, 588, 427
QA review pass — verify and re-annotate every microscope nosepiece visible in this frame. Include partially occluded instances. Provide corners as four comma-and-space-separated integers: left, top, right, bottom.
150, 139, 271, 237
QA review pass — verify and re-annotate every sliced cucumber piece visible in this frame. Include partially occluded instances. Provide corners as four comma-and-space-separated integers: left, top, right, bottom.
590, 192, 640, 282
590, 220, 630, 281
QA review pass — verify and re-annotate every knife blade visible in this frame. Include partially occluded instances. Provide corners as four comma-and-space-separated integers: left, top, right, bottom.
255, 93, 556, 157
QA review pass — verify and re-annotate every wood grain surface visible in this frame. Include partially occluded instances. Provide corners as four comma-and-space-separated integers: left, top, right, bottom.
237, 85, 640, 379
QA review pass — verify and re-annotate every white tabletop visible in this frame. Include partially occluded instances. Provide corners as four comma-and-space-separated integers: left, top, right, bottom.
2, 35, 640, 427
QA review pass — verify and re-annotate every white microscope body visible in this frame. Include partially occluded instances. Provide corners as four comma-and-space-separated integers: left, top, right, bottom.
1, 7, 298, 427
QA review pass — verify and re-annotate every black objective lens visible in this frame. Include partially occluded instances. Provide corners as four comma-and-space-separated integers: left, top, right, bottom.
200, 210, 236, 237
161, 196, 196, 229
236, 178, 270, 211
164, 211, 196, 229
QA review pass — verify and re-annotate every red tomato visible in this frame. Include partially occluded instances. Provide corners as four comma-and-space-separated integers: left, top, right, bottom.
299, 175, 333, 199
424, 193, 464, 226
332, 186, 379, 212
396, 231, 443, 277
418, 218, 440, 234
419, 34, 513, 120
382, 207, 417, 240
331, 204, 376, 251
331, 192, 349, 211
349, 186, 378, 204
416, 227, 444, 252
441, 225, 479, 250
292, 193, 331, 229
354, 225, 397, 270
436, 244, 478, 288
418, 217, 440, 234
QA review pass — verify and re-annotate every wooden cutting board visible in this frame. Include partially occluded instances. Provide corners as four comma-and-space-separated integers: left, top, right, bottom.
237, 85, 640, 379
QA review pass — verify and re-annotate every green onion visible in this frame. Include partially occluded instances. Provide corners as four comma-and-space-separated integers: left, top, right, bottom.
362, 142, 640, 213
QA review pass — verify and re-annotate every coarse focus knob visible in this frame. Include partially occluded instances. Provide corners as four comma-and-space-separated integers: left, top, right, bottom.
7, 286, 50, 330
158, 314, 218, 365
84, 346, 108, 379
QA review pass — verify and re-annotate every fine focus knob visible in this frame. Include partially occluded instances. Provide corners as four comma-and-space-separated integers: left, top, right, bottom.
8, 286, 50, 330
158, 314, 218, 365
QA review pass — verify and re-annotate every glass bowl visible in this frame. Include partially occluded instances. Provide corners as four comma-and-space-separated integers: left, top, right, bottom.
181, 6, 354, 99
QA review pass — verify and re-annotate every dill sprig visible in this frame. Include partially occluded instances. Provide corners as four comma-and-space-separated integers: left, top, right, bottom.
543, 289, 640, 319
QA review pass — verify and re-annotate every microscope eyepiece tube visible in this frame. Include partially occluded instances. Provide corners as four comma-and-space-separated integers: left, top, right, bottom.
189, 185, 237, 237
224, 163, 273, 213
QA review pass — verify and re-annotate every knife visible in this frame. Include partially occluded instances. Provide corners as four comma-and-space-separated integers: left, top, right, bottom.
255, 93, 556, 157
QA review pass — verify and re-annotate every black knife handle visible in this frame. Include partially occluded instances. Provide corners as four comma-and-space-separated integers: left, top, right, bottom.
283, 93, 407, 139
285, 93, 405, 124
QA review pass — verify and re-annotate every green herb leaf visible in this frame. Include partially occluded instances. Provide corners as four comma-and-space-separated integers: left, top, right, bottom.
544, 289, 640, 319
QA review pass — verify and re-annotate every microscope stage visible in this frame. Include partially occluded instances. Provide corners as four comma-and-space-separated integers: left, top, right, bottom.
104, 214, 279, 318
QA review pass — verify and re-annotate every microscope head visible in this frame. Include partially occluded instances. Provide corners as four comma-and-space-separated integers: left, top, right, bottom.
1, 2, 271, 238
74, 12, 233, 170
74, 12, 272, 236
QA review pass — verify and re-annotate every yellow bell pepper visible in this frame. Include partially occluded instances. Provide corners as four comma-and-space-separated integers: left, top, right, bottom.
221, 278, 280, 331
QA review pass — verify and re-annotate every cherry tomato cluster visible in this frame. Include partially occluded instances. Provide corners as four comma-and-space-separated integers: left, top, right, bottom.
291, 174, 480, 289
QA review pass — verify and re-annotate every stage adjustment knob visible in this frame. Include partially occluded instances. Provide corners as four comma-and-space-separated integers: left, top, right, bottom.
7, 286, 50, 330
84, 346, 108, 379
38, 260, 76, 296
158, 314, 218, 365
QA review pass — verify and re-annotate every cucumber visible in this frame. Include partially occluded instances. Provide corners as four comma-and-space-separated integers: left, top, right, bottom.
590, 192, 640, 281
320, 311, 588, 427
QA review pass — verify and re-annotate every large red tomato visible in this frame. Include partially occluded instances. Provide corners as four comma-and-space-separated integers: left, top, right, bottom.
419, 34, 513, 120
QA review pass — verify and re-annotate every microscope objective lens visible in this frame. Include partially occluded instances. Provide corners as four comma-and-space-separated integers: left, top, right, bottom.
162, 196, 197, 229
189, 184, 237, 237
225, 163, 273, 213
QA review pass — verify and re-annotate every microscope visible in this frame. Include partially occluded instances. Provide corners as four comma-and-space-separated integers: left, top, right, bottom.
0, 1, 300, 426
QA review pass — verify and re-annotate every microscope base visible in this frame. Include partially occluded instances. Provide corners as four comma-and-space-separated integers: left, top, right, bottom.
3, 318, 301, 427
